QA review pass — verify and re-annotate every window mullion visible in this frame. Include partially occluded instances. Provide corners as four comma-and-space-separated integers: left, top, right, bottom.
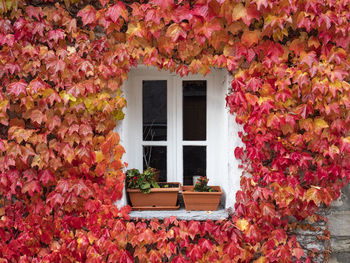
174, 75, 183, 184
167, 76, 175, 182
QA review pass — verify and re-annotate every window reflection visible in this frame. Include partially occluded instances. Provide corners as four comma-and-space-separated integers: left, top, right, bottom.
183, 80, 207, 141
143, 80, 167, 141
183, 146, 206, 185
143, 146, 167, 182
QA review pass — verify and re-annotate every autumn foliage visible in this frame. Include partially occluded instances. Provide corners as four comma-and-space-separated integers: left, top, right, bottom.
0, 0, 349, 262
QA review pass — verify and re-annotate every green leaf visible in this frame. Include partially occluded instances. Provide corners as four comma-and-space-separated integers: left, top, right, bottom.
140, 182, 150, 189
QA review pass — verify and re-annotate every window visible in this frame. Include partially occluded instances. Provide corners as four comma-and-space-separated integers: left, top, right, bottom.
125, 66, 226, 185
118, 66, 242, 212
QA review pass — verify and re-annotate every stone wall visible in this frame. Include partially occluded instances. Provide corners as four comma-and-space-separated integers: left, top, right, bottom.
291, 184, 350, 262
328, 184, 350, 262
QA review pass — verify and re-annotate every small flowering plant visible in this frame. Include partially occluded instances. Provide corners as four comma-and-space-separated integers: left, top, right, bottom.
193, 176, 213, 192
126, 168, 159, 193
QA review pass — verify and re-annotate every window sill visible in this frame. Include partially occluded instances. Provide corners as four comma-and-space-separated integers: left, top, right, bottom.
129, 206, 229, 221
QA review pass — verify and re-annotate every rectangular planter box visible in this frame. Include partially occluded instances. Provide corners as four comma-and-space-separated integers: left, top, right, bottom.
127, 182, 180, 209
182, 186, 222, 211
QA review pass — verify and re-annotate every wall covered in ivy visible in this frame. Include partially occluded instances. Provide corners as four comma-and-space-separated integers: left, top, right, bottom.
0, 0, 349, 262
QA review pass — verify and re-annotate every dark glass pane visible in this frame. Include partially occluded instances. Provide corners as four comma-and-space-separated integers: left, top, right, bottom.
183, 80, 206, 141
143, 80, 167, 141
143, 146, 167, 182
183, 146, 206, 185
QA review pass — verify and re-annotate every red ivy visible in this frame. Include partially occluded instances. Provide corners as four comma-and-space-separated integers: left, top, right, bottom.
0, 0, 349, 262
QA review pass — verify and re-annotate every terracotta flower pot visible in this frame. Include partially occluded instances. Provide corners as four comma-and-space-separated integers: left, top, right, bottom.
182, 185, 222, 211
127, 182, 180, 210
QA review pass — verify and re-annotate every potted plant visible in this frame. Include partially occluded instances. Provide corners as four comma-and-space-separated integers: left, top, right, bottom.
126, 168, 180, 210
182, 176, 222, 211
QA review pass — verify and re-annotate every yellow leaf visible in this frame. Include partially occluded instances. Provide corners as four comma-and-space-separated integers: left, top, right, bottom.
0, 99, 8, 109
84, 97, 94, 112
258, 96, 272, 105
126, 22, 143, 38
254, 256, 267, 263
232, 3, 246, 21
59, 91, 76, 103
314, 118, 328, 129
236, 219, 249, 232
95, 151, 104, 163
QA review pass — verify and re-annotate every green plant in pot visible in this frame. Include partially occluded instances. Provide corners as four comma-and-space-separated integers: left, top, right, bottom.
194, 176, 214, 192
126, 168, 181, 210
126, 168, 159, 194
182, 176, 222, 211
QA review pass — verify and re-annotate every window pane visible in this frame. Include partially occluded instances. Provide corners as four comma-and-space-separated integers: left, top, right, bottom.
143, 80, 167, 141
143, 146, 167, 182
183, 80, 206, 141
183, 146, 206, 185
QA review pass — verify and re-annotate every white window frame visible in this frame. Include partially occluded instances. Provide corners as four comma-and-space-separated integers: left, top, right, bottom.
117, 66, 243, 210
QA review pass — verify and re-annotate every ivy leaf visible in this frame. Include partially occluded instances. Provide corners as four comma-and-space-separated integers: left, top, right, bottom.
252, 0, 268, 10
47, 192, 64, 208
300, 51, 316, 67
99, 0, 109, 7
21, 180, 41, 196
119, 250, 133, 263
7, 80, 27, 97
289, 39, 305, 56
198, 238, 213, 253
39, 169, 54, 185
106, 2, 128, 23
306, 187, 321, 205
166, 24, 187, 42
242, 30, 260, 47
186, 244, 203, 262
236, 218, 249, 232
28, 77, 48, 94
47, 29, 65, 43
26, 6, 43, 20
79, 124, 93, 137
340, 137, 350, 153
314, 118, 328, 134
293, 247, 305, 259
47, 116, 61, 131
0, 139, 5, 152
151, 0, 174, 11
192, 4, 209, 18
101, 132, 120, 154
30, 109, 47, 125
232, 3, 246, 22
202, 19, 221, 39
77, 5, 96, 26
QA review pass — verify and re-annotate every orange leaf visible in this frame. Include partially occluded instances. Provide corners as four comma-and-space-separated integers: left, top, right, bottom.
166, 24, 187, 42
236, 218, 249, 232
241, 30, 260, 47
305, 187, 321, 205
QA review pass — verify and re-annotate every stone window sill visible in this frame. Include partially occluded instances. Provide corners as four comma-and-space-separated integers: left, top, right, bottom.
129, 206, 229, 221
